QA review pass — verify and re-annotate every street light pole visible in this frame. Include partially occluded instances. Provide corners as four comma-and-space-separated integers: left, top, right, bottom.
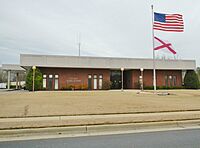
32, 66, 36, 92
121, 68, 124, 91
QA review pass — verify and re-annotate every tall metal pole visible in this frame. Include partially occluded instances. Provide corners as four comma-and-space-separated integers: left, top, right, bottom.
78, 32, 81, 56
78, 42, 81, 57
32, 66, 36, 92
121, 68, 124, 91
151, 5, 157, 92
33, 69, 35, 91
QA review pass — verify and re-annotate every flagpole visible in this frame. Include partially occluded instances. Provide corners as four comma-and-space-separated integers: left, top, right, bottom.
151, 5, 157, 92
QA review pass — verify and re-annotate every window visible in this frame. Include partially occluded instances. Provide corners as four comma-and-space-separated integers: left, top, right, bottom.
173, 76, 177, 86
165, 75, 168, 87
54, 75, 59, 90
93, 75, 97, 89
88, 75, 92, 90
169, 75, 173, 87
43, 75, 47, 88
49, 75, 53, 78
88, 75, 92, 79
99, 75, 103, 89
110, 70, 121, 89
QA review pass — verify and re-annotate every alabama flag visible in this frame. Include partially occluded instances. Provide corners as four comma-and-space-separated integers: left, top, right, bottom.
154, 36, 176, 55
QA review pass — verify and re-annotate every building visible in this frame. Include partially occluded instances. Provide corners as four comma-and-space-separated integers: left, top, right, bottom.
20, 54, 196, 90
1, 64, 25, 89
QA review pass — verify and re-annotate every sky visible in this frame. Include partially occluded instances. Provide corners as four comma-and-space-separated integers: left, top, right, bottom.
0, 0, 199, 66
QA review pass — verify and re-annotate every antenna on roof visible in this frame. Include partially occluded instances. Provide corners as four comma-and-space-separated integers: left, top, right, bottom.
78, 32, 81, 56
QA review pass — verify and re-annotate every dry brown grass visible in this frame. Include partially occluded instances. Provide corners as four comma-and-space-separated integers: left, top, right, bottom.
0, 90, 200, 118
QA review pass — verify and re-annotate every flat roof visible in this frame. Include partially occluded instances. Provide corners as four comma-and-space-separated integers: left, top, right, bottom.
20, 54, 196, 70
2, 64, 25, 71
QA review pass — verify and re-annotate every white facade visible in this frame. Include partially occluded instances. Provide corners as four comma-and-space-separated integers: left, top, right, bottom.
20, 54, 196, 70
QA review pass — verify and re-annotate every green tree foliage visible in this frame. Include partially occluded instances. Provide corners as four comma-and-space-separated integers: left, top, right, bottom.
184, 70, 199, 89
0, 69, 3, 83
25, 68, 43, 91
197, 67, 200, 81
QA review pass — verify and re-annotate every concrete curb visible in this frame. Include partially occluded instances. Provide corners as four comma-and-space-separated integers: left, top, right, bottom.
1, 111, 200, 130
0, 119, 200, 139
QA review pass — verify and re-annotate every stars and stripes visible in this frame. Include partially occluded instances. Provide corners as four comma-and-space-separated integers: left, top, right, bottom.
154, 12, 184, 32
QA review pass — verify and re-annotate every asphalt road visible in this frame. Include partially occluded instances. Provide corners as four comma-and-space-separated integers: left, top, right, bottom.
0, 128, 200, 148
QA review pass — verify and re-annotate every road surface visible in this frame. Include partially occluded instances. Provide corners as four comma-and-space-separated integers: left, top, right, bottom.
0, 128, 200, 148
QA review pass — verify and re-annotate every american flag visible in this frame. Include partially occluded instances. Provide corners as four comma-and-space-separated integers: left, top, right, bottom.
154, 12, 184, 32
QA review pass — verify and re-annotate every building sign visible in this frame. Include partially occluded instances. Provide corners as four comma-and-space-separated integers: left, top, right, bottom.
66, 77, 82, 84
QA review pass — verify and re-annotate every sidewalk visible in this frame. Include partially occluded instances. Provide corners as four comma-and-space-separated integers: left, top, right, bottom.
1, 111, 200, 130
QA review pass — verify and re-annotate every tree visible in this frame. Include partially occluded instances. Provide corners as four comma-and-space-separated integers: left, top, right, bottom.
197, 67, 200, 81
0, 69, 7, 83
0, 69, 3, 83
25, 68, 43, 91
184, 70, 199, 89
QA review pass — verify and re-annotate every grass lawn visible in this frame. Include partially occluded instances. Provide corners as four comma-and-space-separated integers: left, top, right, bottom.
0, 90, 200, 118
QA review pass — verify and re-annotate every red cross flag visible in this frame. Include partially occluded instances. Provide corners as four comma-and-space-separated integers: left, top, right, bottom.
154, 36, 176, 55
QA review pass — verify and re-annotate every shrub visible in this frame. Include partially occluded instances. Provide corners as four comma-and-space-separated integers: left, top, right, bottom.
102, 80, 111, 90
61, 84, 88, 90
144, 86, 184, 90
25, 68, 43, 91
81, 84, 88, 90
184, 70, 199, 89
144, 86, 154, 90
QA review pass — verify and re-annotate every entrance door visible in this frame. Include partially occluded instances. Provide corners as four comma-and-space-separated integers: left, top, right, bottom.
93, 75, 97, 89
110, 70, 121, 89
48, 74, 53, 90
88, 75, 92, 90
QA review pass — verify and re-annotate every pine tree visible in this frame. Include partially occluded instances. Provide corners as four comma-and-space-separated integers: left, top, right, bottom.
184, 70, 199, 89
25, 68, 43, 91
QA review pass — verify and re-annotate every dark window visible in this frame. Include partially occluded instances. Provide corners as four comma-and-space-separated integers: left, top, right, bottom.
165, 75, 168, 87
173, 76, 177, 86
88, 74, 92, 90
110, 70, 121, 89
47, 74, 53, 90
169, 75, 173, 87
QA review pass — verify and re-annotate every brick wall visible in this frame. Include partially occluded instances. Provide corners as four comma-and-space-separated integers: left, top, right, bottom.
39, 67, 110, 90
39, 67, 182, 90
131, 69, 182, 88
